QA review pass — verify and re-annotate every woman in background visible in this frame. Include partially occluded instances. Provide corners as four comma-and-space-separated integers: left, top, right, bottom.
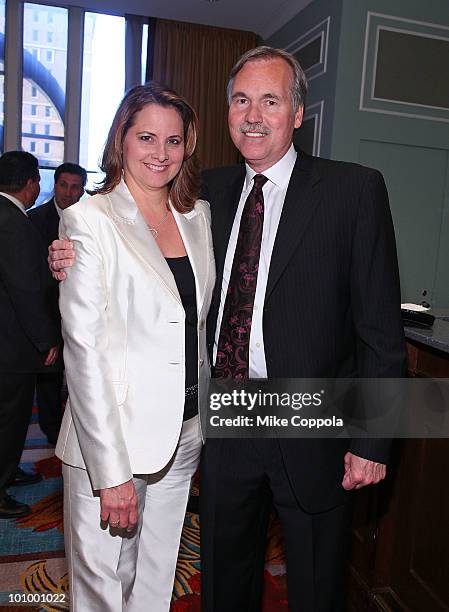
55, 82, 215, 611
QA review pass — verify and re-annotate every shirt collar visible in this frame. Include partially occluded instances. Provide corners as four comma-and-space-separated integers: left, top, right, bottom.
0, 191, 28, 216
244, 144, 297, 190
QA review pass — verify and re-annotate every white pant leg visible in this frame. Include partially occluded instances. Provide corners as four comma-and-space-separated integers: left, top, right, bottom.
126, 415, 202, 612
62, 463, 147, 612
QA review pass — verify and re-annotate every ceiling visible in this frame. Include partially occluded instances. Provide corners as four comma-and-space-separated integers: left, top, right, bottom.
47, 0, 314, 39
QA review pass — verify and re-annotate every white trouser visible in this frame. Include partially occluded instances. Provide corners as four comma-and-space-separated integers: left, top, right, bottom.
62, 415, 202, 612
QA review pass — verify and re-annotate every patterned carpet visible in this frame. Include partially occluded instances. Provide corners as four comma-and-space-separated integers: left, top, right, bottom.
0, 409, 287, 611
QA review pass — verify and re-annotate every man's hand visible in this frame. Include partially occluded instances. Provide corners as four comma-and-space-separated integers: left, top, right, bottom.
100, 479, 138, 531
44, 345, 59, 366
48, 239, 75, 281
342, 452, 386, 490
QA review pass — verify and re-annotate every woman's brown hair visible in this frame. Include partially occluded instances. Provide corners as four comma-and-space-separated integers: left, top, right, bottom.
94, 81, 200, 213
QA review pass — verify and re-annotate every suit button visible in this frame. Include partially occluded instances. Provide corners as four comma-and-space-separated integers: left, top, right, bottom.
199, 359, 204, 367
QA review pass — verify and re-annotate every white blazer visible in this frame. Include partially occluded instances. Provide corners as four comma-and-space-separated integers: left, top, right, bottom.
55, 180, 216, 490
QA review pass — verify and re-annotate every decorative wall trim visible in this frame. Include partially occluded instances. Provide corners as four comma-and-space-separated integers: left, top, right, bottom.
360, 12, 449, 123
285, 16, 330, 81
303, 99, 323, 156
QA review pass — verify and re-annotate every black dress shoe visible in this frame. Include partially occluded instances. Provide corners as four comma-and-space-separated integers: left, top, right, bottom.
10, 467, 42, 487
0, 492, 31, 519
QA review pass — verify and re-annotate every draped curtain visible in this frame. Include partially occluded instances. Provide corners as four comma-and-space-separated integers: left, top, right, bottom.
147, 19, 257, 169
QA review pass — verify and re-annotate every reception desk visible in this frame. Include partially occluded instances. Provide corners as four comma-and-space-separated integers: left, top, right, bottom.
349, 318, 449, 611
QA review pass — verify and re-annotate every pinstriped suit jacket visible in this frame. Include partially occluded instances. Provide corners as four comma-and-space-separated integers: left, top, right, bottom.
201, 149, 406, 513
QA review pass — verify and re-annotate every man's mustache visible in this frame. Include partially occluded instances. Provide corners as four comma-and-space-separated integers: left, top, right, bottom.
238, 123, 271, 135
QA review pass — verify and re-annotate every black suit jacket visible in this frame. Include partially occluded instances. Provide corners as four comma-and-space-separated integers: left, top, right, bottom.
29, 198, 60, 246
201, 151, 406, 512
0, 195, 61, 374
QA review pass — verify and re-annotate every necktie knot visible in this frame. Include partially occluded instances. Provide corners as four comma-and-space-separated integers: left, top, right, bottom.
253, 174, 268, 190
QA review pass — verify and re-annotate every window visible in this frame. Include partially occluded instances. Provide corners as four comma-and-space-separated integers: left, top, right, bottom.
31, 104, 37, 115
30, 141, 36, 152
80, 13, 125, 173
141, 24, 149, 84
5, 3, 142, 175
35, 168, 57, 205
22, 4, 67, 164
44, 143, 50, 153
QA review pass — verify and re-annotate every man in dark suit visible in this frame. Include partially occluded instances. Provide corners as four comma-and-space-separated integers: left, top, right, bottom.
48, 47, 406, 610
29, 163, 86, 445
198, 47, 406, 611
0, 151, 61, 519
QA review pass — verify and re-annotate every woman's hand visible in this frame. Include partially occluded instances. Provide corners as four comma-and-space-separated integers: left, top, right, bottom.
100, 479, 138, 531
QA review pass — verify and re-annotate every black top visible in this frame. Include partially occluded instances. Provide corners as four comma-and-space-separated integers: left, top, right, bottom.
166, 256, 198, 420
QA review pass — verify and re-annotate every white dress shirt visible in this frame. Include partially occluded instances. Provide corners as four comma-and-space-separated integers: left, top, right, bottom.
214, 144, 297, 378
0, 191, 28, 216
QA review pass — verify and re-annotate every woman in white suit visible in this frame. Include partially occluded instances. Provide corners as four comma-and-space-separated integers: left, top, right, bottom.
55, 82, 215, 611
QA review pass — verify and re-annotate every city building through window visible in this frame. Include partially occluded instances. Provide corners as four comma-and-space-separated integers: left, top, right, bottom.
1, 1, 142, 204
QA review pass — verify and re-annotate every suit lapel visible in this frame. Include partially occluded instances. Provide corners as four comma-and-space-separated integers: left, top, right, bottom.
172, 206, 210, 314
106, 180, 181, 303
266, 153, 322, 300
48, 199, 60, 241
211, 168, 245, 284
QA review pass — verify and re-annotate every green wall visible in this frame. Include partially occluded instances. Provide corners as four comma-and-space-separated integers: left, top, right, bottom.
266, 0, 343, 159
266, 0, 449, 307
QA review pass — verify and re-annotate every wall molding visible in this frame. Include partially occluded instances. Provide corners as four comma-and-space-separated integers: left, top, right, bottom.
285, 16, 330, 81
303, 99, 323, 156
360, 12, 449, 123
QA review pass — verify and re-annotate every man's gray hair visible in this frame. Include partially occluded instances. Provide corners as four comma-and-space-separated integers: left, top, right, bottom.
227, 46, 308, 111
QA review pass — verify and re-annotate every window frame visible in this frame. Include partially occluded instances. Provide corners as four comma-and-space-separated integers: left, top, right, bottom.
3, 0, 146, 169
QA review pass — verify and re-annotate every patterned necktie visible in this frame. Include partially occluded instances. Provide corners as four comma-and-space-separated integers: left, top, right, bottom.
214, 174, 268, 380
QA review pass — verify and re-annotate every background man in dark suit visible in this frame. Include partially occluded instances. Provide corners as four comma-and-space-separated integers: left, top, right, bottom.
29, 163, 86, 445
47, 48, 406, 611
0, 151, 61, 519
199, 47, 406, 611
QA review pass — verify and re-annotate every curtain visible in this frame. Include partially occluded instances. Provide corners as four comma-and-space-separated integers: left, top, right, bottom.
148, 19, 257, 169
125, 14, 146, 91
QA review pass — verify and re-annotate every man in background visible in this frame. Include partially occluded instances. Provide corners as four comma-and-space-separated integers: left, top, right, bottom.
29, 162, 86, 445
0, 151, 60, 519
